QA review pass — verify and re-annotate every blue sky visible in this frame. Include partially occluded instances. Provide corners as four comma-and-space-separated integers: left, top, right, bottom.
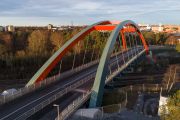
0, 0, 180, 26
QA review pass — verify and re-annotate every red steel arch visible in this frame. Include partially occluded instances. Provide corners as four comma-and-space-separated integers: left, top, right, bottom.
26, 20, 149, 86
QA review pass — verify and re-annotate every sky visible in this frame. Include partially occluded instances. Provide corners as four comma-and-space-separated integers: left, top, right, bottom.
0, 0, 180, 26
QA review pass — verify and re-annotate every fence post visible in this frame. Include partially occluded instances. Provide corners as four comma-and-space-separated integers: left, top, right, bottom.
130, 85, 133, 93
143, 84, 145, 92
3, 95, 6, 103
119, 103, 122, 113
73, 101, 75, 107
101, 107, 104, 119
81, 109, 83, 119
33, 84, 35, 90
125, 92, 128, 106
156, 84, 158, 91
83, 92, 85, 98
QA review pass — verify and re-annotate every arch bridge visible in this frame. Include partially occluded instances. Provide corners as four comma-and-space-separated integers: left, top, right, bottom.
0, 20, 150, 120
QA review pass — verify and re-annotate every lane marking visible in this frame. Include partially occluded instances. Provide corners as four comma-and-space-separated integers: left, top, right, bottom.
0, 71, 96, 120
1, 48, 142, 120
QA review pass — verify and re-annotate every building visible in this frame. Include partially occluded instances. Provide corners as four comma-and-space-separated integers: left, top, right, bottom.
7, 25, 15, 32
138, 24, 151, 31
178, 39, 180, 44
165, 34, 180, 45
158, 23, 163, 32
0, 26, 4, 32
151, 24, 180, 33
151, 24, 164, 33
163, 25, 180, 33
58, 26, 74, 31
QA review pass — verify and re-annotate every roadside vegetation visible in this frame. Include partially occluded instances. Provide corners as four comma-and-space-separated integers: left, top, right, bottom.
142, 31, 169, 45
0, 29, 109, 81
0, 30, 174, 82
176, 44, 180, 52
161, 90, 180, 120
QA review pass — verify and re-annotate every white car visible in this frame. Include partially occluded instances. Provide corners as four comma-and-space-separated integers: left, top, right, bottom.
1, 88, 17, 96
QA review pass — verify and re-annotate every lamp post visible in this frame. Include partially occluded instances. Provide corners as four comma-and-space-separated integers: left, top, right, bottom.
53, 104, 60, 120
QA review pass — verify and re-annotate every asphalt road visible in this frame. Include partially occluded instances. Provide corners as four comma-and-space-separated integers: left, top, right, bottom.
35, 48, 143, 120
0, 48, 142, 120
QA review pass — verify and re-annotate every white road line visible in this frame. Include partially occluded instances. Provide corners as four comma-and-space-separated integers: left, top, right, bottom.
0, 71, 95, 120
1, 48, 141, 120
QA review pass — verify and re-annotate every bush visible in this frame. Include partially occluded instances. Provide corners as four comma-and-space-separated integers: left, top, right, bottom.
176, 44, 180, 52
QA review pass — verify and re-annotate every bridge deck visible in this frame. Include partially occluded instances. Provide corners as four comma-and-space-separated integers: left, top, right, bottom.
0, 48, 143, 120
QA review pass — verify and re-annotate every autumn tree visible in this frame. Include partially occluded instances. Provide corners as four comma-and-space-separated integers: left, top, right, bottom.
172, 27, 178, 32
176, 44, 180, 52
0, 32, 14, 54
142, 31, 156, 44
27, 30, 52, 56
143, 31, 169, 45
155, 33, 169, 44
50, 31, 64, 52
0, 43, 7, 56
13, 31, 28, 52
90, 31, 106, 53
162, 90, 180, 120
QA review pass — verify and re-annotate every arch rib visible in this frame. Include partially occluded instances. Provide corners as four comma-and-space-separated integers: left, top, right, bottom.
89, 20, 149, 107
26, 21, 112, 86
120, 30, 127, 50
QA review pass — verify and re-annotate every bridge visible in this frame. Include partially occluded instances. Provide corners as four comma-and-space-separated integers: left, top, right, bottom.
0, 20, 155, 120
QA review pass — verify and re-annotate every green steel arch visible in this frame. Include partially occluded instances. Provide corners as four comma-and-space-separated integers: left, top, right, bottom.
89, 20, 148, 107
26, 20, 112, 86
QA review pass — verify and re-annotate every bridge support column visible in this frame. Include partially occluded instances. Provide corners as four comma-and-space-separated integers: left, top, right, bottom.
89, 89, 105, 107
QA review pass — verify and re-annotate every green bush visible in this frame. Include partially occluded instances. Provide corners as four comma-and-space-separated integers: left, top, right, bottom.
176, 44, 180, 52
161, 90, 180, 120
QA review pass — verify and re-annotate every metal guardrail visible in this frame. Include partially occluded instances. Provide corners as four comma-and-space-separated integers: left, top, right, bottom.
57, 83, 163, 120
149, 45, 176, 50
0, 47, 145, 120
57, 92, 127, 120
0, 47, 136, 105
0, 59, 99, 105
13, 74, 95, 120
57, 91, 92, 120
13, 48, 142, 120
55, 48, 145, 120
106, 49, 145, 83
56, 46, 175, 119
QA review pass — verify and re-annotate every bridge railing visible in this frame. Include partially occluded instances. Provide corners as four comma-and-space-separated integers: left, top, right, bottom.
59, 83, 165, 120
58, 90, 92, 120
0, 47, 138, 105
55, 48, 147, 120
12, 73, 95, 120
0, 58, 98, 105
149, 45, 176, 50
57, 89, 127, 120
106, 48, 145, 83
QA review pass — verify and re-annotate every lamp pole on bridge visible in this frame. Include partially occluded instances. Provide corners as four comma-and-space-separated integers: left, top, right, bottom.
53, 104, 60, 120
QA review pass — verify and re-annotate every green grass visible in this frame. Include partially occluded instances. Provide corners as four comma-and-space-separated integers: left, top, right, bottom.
176, 44, 180, 52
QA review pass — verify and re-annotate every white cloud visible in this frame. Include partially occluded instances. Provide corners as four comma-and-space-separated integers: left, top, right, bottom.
0, 0, 180, 25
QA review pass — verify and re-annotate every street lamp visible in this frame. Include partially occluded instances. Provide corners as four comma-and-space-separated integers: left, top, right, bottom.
53, 104, 60, 120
